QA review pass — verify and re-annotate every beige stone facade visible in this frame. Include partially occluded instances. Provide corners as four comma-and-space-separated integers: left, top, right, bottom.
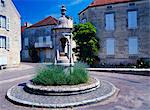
0, 0, 21, 67
79, 0, 150, 64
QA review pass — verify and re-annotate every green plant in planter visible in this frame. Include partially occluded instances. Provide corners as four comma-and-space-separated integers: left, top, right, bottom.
32, 63, 89, 86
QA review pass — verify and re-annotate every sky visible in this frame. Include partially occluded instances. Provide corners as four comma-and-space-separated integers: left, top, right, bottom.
12, 0, 93, 25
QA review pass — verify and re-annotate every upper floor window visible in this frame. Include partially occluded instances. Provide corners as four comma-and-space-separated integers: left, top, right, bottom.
0, 36, 6, 49
0, 16, 6, 29
105, 13, 115, 31
128, 37, 138, 54
1, 0, 5, 7
106, 38, 115, 55
81, 18, 87, 24
128, 10, 137, 29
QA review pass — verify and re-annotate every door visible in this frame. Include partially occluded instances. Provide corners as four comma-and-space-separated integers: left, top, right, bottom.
40, 50, 44, 62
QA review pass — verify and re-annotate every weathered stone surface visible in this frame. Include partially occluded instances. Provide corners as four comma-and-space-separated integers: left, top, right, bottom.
0, 0, 21, 67
6, 80, 117, 108
79, 0, 150, 64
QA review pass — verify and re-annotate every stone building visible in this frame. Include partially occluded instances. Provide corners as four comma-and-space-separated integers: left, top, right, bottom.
21, 16, 58, 62
0, 0, 21, 68
79, 0, 150, 65
21, 6, 76, 64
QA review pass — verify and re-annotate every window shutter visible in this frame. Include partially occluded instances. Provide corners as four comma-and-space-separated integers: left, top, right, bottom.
6, 37, 9, 50
6, 17, 9, 31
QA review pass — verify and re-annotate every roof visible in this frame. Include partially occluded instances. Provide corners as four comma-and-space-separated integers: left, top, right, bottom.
21, 26, 27, 33
28, 16, 58, 28
79, 0, 134, 15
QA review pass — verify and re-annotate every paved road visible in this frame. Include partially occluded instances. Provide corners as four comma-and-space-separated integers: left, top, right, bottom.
0, 63, 150, 110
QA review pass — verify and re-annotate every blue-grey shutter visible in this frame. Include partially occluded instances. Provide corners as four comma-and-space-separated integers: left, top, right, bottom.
6, 37, 9, 50
6, 17, 9, 31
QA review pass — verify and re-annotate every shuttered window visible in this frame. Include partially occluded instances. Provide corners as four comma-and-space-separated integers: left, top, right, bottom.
0, 36, 6, 49
0, 16, 6, 29
128, 37, 138, 54
106, 38, 115, 55
105, 13, 115, 31
128, 11, 137, 29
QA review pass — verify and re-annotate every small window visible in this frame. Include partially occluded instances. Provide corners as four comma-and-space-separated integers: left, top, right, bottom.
128, 37, 138, 54
128, 11, 137, 29
129, 3, 135, 7
106, 38, 115, 55
105, 13, 115, 31
107, 5, 112, 9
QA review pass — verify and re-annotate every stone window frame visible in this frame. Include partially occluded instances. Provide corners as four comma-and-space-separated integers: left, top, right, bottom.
104, 12, 116, 31
127, 9, 138, 30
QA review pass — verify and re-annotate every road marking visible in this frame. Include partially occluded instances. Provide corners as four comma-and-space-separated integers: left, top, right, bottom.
0, 74, 34, 84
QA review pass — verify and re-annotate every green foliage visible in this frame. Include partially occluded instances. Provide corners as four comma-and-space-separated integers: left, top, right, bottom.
136, 58, 150, 68
32, 63, 89, 86
73, 22, 100, 65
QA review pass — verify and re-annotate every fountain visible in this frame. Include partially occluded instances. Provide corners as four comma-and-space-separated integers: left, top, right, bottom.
6, 5, 118, 108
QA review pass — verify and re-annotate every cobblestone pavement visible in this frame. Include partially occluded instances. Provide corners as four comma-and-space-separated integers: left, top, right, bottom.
0, 63, 150, 110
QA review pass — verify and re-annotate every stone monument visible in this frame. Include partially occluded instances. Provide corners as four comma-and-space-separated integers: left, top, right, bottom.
52, 5, 75, 66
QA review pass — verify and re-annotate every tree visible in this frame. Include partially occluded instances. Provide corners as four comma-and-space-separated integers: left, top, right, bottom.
73, 22, 100, 65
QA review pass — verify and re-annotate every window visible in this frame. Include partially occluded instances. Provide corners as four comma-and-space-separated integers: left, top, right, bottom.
129, 3, 135, 7
106, 38, 115, 55
128, 37, 138, 54
46, 50, 51, 58
1, 0, 5, 7
128, 11, 137, 29
24, 50, 29, 58
0, 36, 6, 49
107, 5, 112, 9
81, 18, 87, 24
105, 13, 115, 31
24, 38, 28, 46
39, 37, 43, 43
0, 16, 6, 29
46, 36, 51, 44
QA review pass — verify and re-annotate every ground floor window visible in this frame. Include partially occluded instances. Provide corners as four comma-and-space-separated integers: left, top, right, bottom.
128, 37, 138, 55
23, 50, 29, 58
46, 50, 51, 58
106, 38, 115, 55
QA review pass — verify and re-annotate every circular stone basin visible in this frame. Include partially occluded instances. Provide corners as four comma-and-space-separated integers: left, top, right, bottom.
6, 80, 118, 108
24, 77, 100, 95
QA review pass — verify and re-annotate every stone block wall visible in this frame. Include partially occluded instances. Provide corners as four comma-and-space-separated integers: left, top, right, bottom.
79, 0, 150, 64
0, 0, 21, 67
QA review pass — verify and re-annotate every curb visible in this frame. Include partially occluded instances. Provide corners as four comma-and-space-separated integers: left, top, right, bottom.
6, 80, 118, 108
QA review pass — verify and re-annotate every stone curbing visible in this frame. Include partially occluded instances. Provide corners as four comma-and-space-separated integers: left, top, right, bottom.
6, 80, 118, 108
88, 68, 150, 76
24, 77, 100, 95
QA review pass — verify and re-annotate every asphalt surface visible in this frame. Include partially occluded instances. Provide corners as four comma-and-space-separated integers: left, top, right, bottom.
0, 63, 150, 110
